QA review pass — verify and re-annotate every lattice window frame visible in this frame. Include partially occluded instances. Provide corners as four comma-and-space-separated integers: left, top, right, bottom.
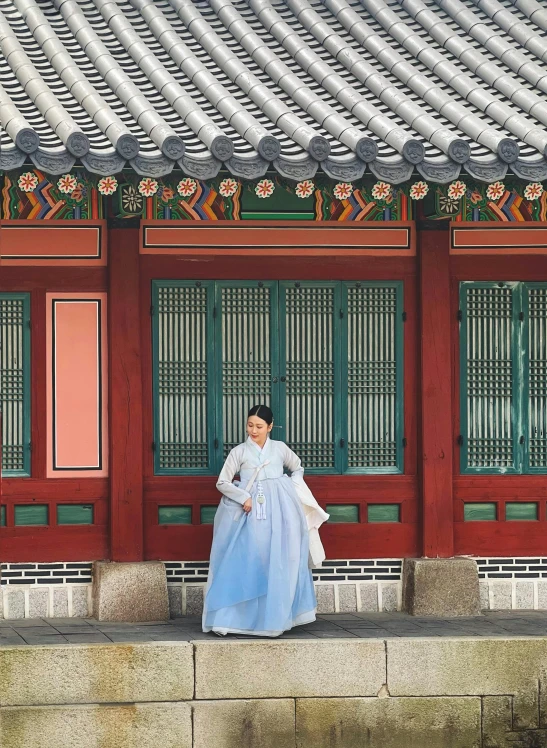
0, 293, 31, 477
341, 281, 404, 475
279, 281, 342, 474
523, 283, 547, 474
152, 280, 404, 476
151, 281, 217, 476
459, 281, 547, 475
214, 281, 280, 463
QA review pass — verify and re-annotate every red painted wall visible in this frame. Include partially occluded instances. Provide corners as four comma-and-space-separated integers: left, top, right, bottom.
2, 220, 547, 562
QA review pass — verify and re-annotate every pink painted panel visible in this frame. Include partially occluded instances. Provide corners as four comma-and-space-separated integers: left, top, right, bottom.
46, 294, 108, 477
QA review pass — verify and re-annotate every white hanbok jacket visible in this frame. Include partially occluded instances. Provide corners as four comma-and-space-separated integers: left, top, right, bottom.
216, 437, 330, 567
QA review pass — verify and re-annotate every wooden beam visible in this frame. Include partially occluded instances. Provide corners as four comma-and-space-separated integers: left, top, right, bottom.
109, 228, 143, 561
419, 227, 454, 557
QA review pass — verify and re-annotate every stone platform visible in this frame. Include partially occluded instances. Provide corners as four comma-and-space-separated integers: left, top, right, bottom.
2, 612, 547, 747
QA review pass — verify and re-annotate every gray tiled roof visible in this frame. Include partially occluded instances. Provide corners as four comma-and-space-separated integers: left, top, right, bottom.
1, 0, 547, 181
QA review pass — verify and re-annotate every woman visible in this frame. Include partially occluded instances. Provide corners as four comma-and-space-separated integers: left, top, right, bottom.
202, 404, 329, 637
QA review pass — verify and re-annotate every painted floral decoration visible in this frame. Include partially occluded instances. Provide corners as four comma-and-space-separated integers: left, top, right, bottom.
57, 174, 78, 194
470, 190, 482, 205
486, 181, 505, 201
138, 178, 159, 197
161, 186, 175, 202
255, 179, 275, 198
447, 180, 466, 200
121, 184, 143, 213
438, 196, 460, 214
524, 182, 544, 201
371, 181, 391, 200
295, 180, 315, 199
18, 172, 38, 192
293, 180, 314, 199
71, 183, 86, 203
409, 181, 429, 200
97, 176, 118, 196
219, 178, 238, 198
177, 178, 197, 197
333, 182, 353, 200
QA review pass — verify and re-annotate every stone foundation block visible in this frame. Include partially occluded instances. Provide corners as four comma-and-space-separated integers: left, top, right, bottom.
195, 640, 385, 699
28, 590, 48, 618
71, 586, 90, 617
93, 561, 169, 622
402, 557, 480, 617
0, 703, 191, 748
381, 583, 399, 612
338, 584, 357, 612
5, 590, 25, 619
482, 696, 512, 747
491, 581, 512, 610
479, 580, 490, 610
52, 588, 68, 617
516, 581, 534, 610
0, 643, 193, 706
388, 638, 547, 729
360, 583, 379, 612
296, 696, 481, 748
538, 581, 547, 609
315, 584, 335, 613
193, 699, 295, 748
168, 586, 183, 618
186, 585, 204, 616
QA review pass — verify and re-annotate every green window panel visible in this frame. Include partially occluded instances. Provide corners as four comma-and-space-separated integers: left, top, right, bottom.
527, 287, 547, 470
281, 283, 338, 471
367, 504, 401, 523
158, 506, 192, 525
463, 503, 497, 521
0, 294, 31, 477
326, 504, 359, 523
460, 282, 547, 474
14, 504, 48, 526
152, 281, 404, 475
506, 502, 538, 521
345, 285, 403, 472
200, 505, 217, 524
217, 283, 277, 457
152, 282, 214, 475
57, 504, 94, 525
1, 506, 5, 527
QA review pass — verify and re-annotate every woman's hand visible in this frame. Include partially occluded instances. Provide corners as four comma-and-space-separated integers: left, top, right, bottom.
243, 498, 252, 514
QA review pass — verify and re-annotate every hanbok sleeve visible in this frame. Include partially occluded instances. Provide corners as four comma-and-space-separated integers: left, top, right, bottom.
216, 446, 251, 505
280, 443, 305, 484
280, 443, 330, 568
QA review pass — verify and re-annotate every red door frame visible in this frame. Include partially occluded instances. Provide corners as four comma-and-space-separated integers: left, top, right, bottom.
139, 221, 419, 560
451, 249, 547, 557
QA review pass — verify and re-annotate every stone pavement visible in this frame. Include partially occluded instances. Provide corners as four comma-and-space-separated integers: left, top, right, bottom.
3, 610, 547, 645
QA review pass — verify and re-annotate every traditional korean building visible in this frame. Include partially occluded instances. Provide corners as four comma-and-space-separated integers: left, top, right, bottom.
1, 0, 547, 618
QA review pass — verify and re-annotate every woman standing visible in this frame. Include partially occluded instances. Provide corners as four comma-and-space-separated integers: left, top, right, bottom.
202, 405, 329, 637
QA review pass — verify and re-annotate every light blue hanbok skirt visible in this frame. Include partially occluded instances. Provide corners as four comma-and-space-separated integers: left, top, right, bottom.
202, 474, 317, 636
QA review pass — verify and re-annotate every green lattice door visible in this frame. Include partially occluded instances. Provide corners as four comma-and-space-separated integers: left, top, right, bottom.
0, 294, 31, 477
280, 282, 340, 472
152, 282, 215, 474
215, 282, 278, 458
343, 284, 404, 473
460, 282, 547, 474
525, 284, 547, 472
152, 280, 404, 475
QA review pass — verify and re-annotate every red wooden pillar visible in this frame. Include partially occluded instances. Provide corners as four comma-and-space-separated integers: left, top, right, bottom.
109, 227, 143, 561
419, 225, 454, 558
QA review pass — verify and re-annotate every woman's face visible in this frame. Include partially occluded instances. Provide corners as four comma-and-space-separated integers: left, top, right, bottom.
247, 416, 272, 446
